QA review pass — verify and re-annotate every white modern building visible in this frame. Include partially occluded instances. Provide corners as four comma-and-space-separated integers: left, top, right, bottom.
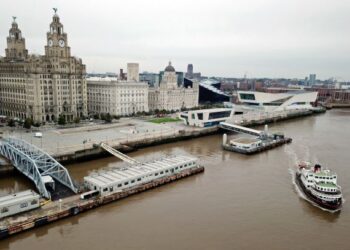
179, 108, 233, 127
87, 77, 149, 116
127, 63, 139, 82
237, 91, 318, 112
148, 62, 199, 111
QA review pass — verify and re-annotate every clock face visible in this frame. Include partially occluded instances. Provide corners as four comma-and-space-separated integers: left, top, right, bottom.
59, 39, 65, 47
48, 39, 53, 47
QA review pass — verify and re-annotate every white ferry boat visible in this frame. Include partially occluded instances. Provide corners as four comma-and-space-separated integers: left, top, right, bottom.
295, 162, 342, 210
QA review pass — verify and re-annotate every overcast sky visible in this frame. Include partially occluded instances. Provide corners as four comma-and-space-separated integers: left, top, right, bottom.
1, 0, 349, 80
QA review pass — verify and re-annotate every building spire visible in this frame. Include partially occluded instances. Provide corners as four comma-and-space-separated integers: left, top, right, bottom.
53, 7, 58, 14
6, 17, 28, 59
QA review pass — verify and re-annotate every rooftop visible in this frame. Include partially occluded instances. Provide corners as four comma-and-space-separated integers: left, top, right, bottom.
316, 182, 338, 188
231, 137, 261, 144
182, 108, 233, 113
0, 190, 39, 207
315, 170, 336, 177
84, 155, 197, 188
165, 61, 175, 72
87, 77, 148, 86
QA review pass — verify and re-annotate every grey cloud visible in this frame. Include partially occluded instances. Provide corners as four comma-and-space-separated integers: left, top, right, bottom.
0, 0, 349, 80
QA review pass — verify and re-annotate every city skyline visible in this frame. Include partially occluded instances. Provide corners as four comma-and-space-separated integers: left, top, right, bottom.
0, 0, 349, 80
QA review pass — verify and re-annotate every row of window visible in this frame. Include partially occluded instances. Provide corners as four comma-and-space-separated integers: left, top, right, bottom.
315, 176, 335, 180
316, 186, 337, 193
0, 79, 26, 84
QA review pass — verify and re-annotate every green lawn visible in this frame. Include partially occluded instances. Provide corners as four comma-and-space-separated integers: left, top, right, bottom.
148, 117, 181, 124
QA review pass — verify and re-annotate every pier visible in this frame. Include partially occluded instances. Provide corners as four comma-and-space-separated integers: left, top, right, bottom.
220, 122, 292, 154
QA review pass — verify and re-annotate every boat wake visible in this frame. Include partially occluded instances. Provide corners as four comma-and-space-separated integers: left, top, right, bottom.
289, 168, 343, 213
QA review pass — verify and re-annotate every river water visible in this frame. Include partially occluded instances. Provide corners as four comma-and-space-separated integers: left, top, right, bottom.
1, 110, 350, 250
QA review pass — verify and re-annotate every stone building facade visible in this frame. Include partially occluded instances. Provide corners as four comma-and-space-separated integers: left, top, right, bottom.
87, 77, 149, 116
0, 12, 87, 123
127, 63, 139, 82
148, 62, 199, 111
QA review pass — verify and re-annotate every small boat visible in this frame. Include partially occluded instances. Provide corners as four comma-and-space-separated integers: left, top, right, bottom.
295, 161, 342, 211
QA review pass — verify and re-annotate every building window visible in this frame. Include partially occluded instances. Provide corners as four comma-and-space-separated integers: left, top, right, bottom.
20, 202, 28, 208
1, 207, 9, 213
240, 93, 256, 100
208, 111, 231, 120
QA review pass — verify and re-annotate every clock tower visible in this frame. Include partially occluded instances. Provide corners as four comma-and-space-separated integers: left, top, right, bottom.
45, 9, 71, 58
5, 17, 28, 60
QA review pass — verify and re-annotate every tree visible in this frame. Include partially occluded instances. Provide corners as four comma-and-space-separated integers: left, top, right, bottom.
74, 117, 80, 124
23, 118, 33, 129
33, 122, 41, 127
7, 119, 15, 127
105, 113, 112, 123
58, 115, 66, 125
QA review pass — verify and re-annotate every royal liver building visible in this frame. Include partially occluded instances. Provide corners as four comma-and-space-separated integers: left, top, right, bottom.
0, 11, 87, 123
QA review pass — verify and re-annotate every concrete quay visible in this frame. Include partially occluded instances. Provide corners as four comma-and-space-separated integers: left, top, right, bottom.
0, 109, 323, 164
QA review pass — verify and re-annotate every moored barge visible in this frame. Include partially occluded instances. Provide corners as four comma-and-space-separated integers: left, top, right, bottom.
0, 156, 204, 240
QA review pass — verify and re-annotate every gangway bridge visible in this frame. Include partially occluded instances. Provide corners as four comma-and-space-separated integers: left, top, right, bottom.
219, 122, 264, 137
100, 142, 140, 165
0, 138, 78, 199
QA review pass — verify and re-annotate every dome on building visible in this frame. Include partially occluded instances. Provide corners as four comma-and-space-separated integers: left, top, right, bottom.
165, 61, 175, 72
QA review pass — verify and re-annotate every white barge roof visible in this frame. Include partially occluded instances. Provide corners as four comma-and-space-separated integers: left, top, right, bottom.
84, 155, 197, 188
0, 190, 40, 207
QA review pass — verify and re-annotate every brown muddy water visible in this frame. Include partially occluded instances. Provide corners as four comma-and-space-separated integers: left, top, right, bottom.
1, 110, 350, 250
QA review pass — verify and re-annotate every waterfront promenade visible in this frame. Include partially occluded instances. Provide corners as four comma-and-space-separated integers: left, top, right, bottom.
0, 109, 322, 163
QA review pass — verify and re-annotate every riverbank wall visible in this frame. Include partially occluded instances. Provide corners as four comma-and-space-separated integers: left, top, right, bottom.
1, 109, 324, 166
50, 110, 323, 164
